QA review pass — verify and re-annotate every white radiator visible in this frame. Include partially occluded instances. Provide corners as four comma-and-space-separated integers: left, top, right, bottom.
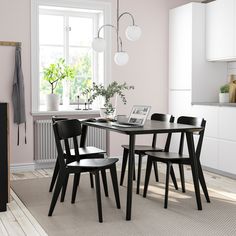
34, 120, 107, 162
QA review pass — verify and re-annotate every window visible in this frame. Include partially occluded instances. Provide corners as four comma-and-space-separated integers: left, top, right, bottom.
31, 0, 111, 111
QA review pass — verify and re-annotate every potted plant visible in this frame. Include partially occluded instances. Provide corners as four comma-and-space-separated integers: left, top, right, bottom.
42, 58, 76, 110
219, 84, 229, 103
83, 81, 134, 118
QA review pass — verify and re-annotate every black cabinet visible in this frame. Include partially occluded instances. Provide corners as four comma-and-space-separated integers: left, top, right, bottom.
0, 103, 9, 212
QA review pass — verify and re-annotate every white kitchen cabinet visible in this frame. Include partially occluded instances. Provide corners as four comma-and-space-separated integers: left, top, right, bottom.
218, 107, 236, 141
201, 137, 218, 170
206, 0, 236, 61
169, 90, 192, 118
169, 4, 192, 90
169, 2, 227, 102
192, 105, 218, 138
169, 2, 235, 177
218, 140, 236, 174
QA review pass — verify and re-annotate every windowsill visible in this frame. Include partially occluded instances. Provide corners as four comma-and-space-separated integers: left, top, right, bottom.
31, 105, 100, 117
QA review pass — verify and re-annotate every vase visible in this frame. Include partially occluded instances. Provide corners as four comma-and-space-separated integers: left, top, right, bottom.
46, 94, 60, 111
219, 93, 229, 103
99, 95, 117, 119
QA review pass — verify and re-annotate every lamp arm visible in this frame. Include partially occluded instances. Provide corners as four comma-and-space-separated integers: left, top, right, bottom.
118, 12, 135, 25
97, 24, 123, 52
97, 24, 117, 38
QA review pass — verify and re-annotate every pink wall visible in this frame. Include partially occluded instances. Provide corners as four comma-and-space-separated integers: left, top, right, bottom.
0, 0, 33, 165
109, 0, 202, 156
0, 0, 200, 165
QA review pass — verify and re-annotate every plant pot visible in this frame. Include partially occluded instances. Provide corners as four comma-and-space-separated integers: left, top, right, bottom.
46, 94, 60, 111
219, 93, 229, 103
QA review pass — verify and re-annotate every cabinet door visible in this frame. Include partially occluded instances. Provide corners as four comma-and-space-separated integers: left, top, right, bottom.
200, 137, 218, 169
218, 107, 236, 141
206, 0, 235, 61
169, 4, 192, 90
192, 105, 218, 138
218, 140, 236, 175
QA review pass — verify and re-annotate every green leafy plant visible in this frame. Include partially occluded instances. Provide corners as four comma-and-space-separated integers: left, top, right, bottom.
220, 84, 229, 93
83, 81, 134, 115
42, 58, 76, 94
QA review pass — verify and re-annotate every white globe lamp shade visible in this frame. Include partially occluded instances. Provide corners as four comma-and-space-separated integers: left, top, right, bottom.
126, 25, 142, 41
114, 52, 129, 66
92, 37, 106, 52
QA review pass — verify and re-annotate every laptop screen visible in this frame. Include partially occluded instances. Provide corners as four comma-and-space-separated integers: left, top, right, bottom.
128, 105, 151, 125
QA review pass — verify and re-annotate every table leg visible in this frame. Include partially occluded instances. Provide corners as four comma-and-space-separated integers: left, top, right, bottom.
126, 134, 135, 220
186, 132, 202, 210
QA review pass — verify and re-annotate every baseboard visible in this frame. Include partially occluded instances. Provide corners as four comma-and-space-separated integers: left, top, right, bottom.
10, 161, 56, 172
202, 166, 236, 180
34, 161, 56, 169
10, 163, 35, 172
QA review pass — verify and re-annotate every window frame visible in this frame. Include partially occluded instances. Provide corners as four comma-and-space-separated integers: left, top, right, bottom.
31, 0, 111, 112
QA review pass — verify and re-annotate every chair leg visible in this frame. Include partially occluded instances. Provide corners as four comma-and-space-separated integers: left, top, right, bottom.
179, 164, 186, 193
198, 164, 210, 203
60, 173, 69, 202
48, 171, 65, 216
101, 170, 109, 197
110, 164, 121, 209
49, 157, 59, 192
143, 156, 152, 198
94, 172, 103, 223
170, 166, 178, 190
90, 173, 94, 188
136, 154, 142, 194
71, 173, 81, 204
164, 163, 171, 209
153, 162, 159, 182
120, 148, 128, 186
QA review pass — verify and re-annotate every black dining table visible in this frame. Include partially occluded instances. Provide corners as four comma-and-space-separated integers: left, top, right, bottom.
80, 119, 204, 221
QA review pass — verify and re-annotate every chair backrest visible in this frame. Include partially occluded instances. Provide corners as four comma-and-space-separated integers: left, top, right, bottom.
52, 116, 68, 124
53, 119, 82, 168
177, 116, 206, 158
52, 117, 72, 156
150, 113, 175, 151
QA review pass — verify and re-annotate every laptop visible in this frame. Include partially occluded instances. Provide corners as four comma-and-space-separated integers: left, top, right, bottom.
112, 105, 151, 127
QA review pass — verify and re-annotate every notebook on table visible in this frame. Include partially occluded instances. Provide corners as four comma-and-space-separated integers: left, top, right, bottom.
112, 105, 151, 128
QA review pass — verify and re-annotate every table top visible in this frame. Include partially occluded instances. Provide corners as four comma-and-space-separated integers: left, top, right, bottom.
83, 120, 203, 135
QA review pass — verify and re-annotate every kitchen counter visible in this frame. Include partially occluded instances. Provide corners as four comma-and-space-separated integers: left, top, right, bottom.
192, 102, 236, 107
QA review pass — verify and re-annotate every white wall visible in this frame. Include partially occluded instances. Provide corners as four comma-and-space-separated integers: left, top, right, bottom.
0, 0, 201, 165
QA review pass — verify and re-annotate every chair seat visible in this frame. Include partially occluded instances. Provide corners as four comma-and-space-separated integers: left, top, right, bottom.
67, 146, 105, 156
67, 158, 119, 169
122, 145, 163, 153
146, 151, 189, 161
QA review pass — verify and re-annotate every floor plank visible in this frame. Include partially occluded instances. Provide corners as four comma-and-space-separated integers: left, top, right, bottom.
0, 206, 26, 236
0, 219, 8, 236
11, 190, 47, 236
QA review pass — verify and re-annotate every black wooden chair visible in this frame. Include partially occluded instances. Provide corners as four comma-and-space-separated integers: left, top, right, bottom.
48, 119, 120, 223
143, 116, 210, 209
49, 117, 107, 203
120, 113, 177, 194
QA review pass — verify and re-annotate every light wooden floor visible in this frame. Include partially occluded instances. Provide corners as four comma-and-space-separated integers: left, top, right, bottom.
1, 167, 236, 236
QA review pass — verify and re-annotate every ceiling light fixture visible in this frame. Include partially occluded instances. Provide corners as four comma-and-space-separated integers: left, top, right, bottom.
92, 0, 142, 66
